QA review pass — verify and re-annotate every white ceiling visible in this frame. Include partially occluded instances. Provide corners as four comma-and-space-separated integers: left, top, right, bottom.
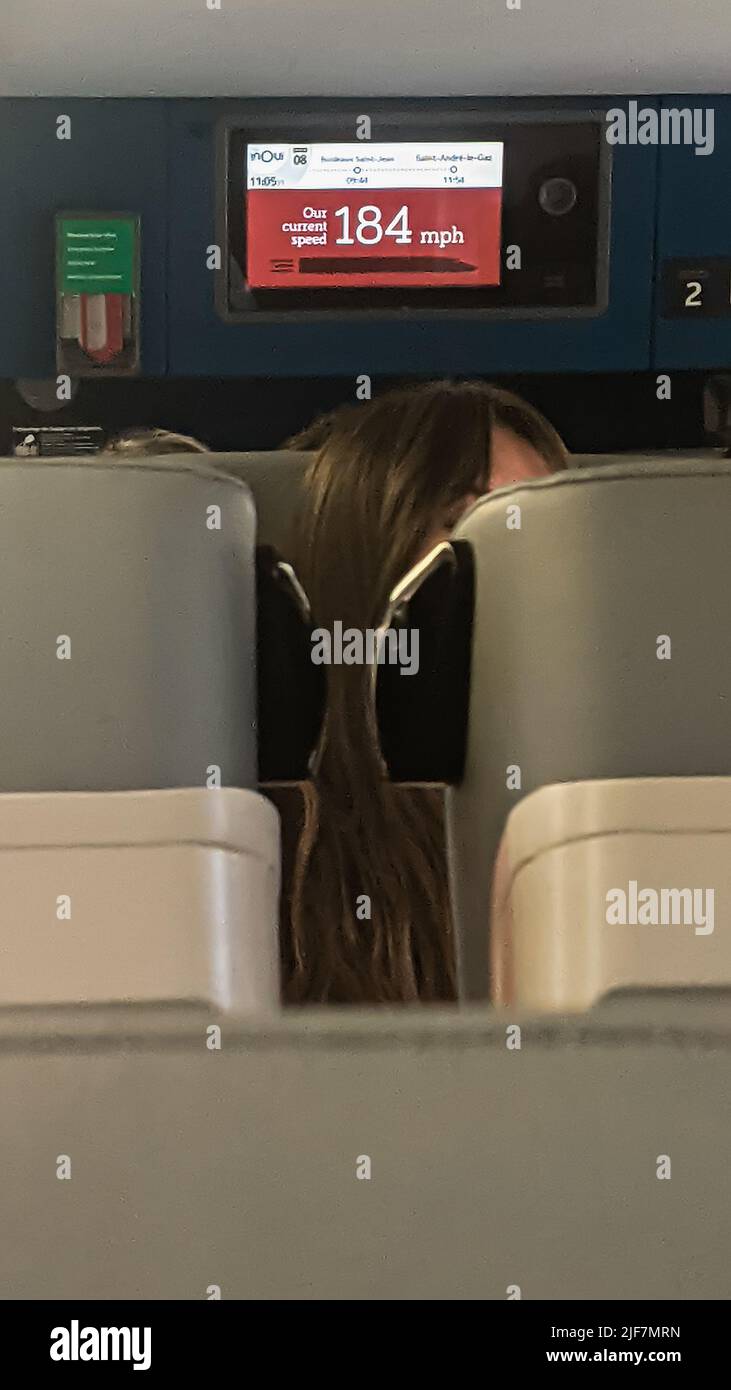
3, 0, 729, 98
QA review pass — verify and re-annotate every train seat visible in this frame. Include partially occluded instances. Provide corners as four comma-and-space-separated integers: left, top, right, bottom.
0, 454, 259, 791
211, 449, 312, 560
0, 455, 281, 1014
492, 777, 731, 1011
446, 455, 731, 1001
0, 787, 279, 1013
0, 999, 728, 1299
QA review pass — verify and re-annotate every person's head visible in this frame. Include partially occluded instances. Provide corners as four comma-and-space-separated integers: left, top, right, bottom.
104, 428, 208, 456
285, 381, 567, 1007
295, 380, 567, 628
420, 385, 567, 554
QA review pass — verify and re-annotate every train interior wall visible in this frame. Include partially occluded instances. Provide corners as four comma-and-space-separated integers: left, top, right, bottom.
1, 96, 730, 449
0, 373, 714, 456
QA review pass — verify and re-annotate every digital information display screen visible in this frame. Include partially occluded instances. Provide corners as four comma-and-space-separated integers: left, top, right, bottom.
245, 141, 504, 290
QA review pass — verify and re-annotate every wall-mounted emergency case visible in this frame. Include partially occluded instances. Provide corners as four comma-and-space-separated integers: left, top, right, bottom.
56, 212, 140, 376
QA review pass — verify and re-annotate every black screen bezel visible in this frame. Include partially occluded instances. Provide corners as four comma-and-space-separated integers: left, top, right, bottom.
217, 107, 610, 319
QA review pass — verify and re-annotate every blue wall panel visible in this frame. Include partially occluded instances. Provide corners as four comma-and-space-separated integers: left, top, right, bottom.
0, 99, 167, 378
167, 100, 658, 377
4, 95, 728, 379
654, 96, 731, 370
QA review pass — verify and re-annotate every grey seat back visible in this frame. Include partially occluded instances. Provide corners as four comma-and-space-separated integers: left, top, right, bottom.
0, 455, 258, 791
446, 457, 731, 999
212, 450, 312, 561
0, 1000, 728, 1299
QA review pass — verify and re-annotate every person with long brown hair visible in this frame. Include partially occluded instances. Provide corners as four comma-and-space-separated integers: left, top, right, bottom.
280, 380, 568, 1004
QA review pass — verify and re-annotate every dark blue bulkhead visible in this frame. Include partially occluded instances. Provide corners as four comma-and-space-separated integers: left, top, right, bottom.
0, 95, 729, 380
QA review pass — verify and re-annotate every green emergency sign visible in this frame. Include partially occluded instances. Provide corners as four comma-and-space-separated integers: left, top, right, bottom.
58, 216, 137, 295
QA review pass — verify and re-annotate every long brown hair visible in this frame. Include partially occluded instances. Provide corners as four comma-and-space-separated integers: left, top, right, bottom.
284, 381, 567, 1003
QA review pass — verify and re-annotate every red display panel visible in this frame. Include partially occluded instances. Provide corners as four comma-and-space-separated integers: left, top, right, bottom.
245, 141, 504, 291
